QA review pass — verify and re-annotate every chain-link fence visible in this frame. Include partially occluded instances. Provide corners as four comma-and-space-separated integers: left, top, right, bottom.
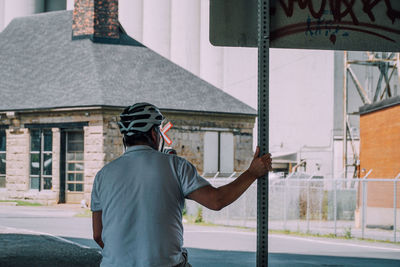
185, 173, 400, 242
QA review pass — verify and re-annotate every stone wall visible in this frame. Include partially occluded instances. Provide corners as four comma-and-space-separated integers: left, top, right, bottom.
0, 128, 29, 200
84, 123, 105, 205
103, 112, 123, 163
163, 111, 255, 173
0, 109, 106, 205
1, 127, 61, 205
0, 107, 255, 205
234, 133, 254, 172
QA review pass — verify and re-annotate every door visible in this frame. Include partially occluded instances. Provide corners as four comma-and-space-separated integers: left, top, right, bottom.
65, 131, 84, 203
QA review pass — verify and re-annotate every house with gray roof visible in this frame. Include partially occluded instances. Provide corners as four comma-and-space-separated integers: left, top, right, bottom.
0, 1, 256, 204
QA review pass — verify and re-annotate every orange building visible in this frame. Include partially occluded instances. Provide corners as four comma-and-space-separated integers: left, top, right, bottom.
357, 96, 400, 228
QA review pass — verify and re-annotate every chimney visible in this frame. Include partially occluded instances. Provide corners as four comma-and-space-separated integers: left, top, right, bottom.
72, 0, 120, 40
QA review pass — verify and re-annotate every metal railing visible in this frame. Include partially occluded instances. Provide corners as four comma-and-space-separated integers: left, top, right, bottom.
185, 172, 400, 242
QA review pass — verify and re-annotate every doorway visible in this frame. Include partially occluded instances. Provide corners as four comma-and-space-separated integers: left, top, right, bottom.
60, 129, 84, 204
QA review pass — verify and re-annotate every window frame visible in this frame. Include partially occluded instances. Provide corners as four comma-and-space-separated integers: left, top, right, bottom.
0, 129, 6, 188
65, 130, 84, 193
203, 130, 234, 175
30, 129, 53, 191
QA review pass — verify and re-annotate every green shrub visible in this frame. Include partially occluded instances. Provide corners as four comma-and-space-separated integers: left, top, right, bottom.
182, 202, 187, 216
344, 226, 352, 239
195, 207, 203, 223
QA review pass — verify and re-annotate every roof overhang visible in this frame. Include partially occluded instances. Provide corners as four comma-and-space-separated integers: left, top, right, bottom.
359, 96, 400, 115
0, 105, 257, 118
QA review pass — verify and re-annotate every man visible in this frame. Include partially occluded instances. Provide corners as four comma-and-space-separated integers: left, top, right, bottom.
91, 103, 272, 267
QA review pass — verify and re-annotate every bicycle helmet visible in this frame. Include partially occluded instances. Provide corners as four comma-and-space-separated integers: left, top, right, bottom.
118, 103, 164, 136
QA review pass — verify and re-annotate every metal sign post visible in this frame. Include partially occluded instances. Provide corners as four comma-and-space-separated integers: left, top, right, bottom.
257, 0, 269, 266
210, 1, 400, 266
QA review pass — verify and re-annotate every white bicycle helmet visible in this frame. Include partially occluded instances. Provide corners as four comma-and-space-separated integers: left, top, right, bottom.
118, 103, 164, 136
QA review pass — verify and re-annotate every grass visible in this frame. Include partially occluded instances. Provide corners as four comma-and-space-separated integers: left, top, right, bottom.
183, 214, 219, 227
183, 214, 256, 231
74, 208, 92, 217
0, 200, 42, 206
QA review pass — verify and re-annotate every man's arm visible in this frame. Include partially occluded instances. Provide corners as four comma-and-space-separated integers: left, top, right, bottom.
188, 146, 272, 211
92, 210, 104, 249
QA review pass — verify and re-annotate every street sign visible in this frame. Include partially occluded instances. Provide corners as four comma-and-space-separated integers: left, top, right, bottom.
210, 0, 258, 47
210, 0, 400, 52
161, 122, 173, 146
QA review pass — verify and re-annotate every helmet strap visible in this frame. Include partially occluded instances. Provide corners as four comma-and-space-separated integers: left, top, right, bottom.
160, 133, 165, 152
122, 136, 127, 152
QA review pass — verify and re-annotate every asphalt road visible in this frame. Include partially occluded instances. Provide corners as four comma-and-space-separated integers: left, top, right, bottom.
1, 205, 400, 266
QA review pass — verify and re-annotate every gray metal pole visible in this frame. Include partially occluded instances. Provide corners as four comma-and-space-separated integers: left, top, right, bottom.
334, 179, 337, 236
257, 0, 269, 265
283, 178, 287, 230
362, 177, 366, 239
394, 174, 399, 243
306, 178, 311, 233
343, 51, 348, 179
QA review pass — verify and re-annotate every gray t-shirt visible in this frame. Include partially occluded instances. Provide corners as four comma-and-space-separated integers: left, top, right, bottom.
91, 145, 210, 267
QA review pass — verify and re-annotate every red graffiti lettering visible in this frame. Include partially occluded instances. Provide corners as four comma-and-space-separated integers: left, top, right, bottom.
278, 0, 400, 25
362, 0, 400, 23
279, 0, 327, 18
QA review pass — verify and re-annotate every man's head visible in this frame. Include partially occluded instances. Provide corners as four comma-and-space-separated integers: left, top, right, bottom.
118, 103, 164, 150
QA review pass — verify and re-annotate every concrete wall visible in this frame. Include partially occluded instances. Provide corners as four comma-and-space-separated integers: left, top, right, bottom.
333, 139, 360, 178
0, 0, 45, 32
365, 207, 400, 228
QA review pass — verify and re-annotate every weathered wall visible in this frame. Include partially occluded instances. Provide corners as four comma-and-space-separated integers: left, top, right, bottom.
0, 128, 29, 200
100, 110, 255, 174
0, 109, 105, 205
163, 111, 255, 173
0, 108, 255, 205
84, 124, 104, 205
1, 127, 61, 205
103, 111, 123, 164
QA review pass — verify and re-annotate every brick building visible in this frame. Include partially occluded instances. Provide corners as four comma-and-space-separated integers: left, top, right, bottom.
357, 96, 400, 227
0, 7, 256, 205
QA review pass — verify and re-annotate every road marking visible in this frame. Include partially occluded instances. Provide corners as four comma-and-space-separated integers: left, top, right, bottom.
185, 230, 256, 236
185, 230, 400, 252
0, 225, 102, 255
269, 234, 400, 252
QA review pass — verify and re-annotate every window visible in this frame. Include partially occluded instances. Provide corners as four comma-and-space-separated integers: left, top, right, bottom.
0, 130, 6, 188
66, 131, 84, 192
204, 131, 234, 174
30, 129, 53, 190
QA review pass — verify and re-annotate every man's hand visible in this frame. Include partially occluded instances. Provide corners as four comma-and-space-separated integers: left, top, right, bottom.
247, 146, 272, 179
188, 147, 272, 211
